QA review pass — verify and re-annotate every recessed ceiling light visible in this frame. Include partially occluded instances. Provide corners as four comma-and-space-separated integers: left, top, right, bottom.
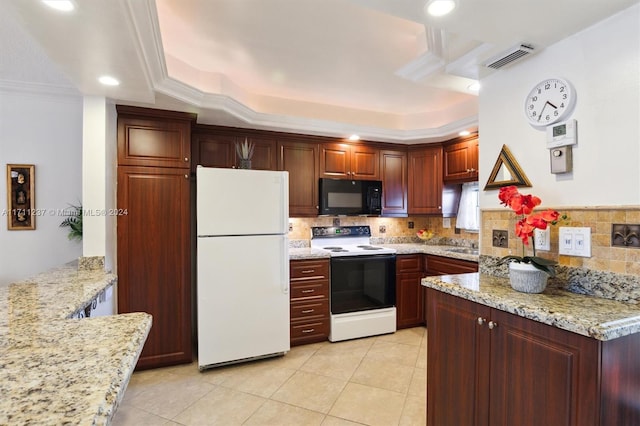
459, 130, 471, 136
348, 134, 360, 141
425, 0, 456, 17
98, 76, 120, 86
467, 82, 481, 92
42, 0, 75, 12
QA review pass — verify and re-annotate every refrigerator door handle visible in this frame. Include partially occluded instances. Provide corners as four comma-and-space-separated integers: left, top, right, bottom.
282, 237, 290, 294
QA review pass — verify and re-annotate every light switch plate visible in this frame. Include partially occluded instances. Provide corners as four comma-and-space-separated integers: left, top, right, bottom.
534, 228, 551, 251
559, 227, 591, 257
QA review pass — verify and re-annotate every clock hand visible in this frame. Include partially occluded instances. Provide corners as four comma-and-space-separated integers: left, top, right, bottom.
537, 102, 548, 122
546, 101, 558, 109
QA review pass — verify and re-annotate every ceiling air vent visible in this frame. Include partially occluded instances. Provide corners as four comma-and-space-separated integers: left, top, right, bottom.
483, 44, 535, 69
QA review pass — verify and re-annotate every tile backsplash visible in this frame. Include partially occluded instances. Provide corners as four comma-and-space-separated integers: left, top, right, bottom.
289, 216, 479, 243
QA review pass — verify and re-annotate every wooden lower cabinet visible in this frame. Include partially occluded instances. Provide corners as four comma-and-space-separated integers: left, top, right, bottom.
426, 289, 640, 426
396, 254, 425, 329
289, 259, 330, 345
117, 166, 192, 369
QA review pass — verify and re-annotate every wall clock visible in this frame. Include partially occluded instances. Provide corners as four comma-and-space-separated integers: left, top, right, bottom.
524, 77, 576, 128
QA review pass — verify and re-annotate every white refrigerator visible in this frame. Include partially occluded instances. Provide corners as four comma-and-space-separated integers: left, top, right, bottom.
196, 166, 290, 369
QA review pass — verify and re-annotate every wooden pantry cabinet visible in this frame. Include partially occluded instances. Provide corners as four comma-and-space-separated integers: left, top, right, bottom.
289, 259, 330, 345
408, 145, 443, 215
116, 106, 195, 369
380, 149, 408, 217
426, 289, 640, 426
319, 143, 380, 180
443, 133, 479, 183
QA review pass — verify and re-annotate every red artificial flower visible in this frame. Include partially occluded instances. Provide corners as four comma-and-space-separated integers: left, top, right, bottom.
498, 186, 519, 207
499, 188, 561, 246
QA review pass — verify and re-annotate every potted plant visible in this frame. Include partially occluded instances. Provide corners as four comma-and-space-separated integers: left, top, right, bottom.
59, 203, 83, 241
235, 138, 255, 169
497, 186, 564, 293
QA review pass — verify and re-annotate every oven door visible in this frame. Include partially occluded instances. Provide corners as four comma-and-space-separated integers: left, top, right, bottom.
330, 254, 396, 314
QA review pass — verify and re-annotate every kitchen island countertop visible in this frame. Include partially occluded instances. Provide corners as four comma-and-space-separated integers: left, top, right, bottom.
423, 272, 640, 341
0, 263, 151, 425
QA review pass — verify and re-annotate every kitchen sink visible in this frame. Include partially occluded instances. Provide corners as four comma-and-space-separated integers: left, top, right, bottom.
446, 248, 479, 255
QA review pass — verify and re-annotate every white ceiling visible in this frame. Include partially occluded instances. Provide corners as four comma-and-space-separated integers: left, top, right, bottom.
1, 0, 638, 143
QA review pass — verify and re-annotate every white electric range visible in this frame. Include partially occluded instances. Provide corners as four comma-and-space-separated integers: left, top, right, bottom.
311, 226, 397, 342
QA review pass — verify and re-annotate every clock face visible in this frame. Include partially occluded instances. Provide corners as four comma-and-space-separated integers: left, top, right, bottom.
524, 78, 576, 128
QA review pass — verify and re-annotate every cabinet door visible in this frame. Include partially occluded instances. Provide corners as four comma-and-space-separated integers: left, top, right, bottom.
351, 145, 380, 180
396, 272, 424, 329
380, 150, 407, 217
489, 309, 599, 426
247, 136, 277, 170
117, 166, 192, 369
427, 289, 491, 426
408, 146, 443, 214
320, 143, 350, 178
192, 134, 236, 169
116, 107, 194, 168
443, 135, 479, 182
278, 141, 319, 217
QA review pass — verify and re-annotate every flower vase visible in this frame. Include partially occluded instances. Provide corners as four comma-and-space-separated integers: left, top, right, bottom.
508, 262, 549, 293
239, 159, 252, 169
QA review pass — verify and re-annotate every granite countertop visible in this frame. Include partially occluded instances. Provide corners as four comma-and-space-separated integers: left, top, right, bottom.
423, 272, 640, 341
0, 264, 152, 425
289, 243, 479, 262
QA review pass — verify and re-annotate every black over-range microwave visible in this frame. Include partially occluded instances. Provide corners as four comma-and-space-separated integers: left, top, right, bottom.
319, 178, 382, 216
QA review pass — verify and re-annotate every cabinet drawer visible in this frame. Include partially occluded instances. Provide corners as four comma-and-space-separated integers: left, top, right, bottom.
291, 299, 329, 320
425, 254, 478, 275
290, 320, 329, 341
290, 281, 328, 300
396, 254, 422, 273
290, 260, 329, 280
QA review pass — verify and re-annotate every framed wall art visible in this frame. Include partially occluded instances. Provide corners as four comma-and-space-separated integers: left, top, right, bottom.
6, 164, 35, 230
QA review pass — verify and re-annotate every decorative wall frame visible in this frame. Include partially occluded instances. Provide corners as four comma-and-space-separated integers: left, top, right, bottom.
484, 145, 532, 190
6, 164, 35, 230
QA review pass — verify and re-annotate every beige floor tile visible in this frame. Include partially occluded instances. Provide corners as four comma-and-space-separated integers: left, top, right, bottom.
125, 372, 215, 419
415, 344, 427, 369
111, 404, 173, 426
218, 362, 296, 397
244, 400, 325, 426
329, 382, 406, 426
266, 343, 326, 369
300, 350, 365, 380
315, 336, 375, 356
172, 386, 266, 425
375, 327, 425, 347
365, 341, 420, 367
399, 395, 426, 426
408, 368, 426, 398
271, 370, 347, 413
321, 416, 366, 425
350, 358, 414, 394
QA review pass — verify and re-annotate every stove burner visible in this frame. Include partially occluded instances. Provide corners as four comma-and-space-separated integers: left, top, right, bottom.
330, 249, 348, 252
357, 245, 382, 250
323, 246, 344, 250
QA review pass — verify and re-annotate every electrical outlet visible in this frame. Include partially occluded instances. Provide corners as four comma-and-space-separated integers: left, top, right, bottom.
288, 222, 293, 232
492, 230, 508, 248
533, 228, 551, 251
559, 227, 591, 257
408, 221, 414, 229
379, 225, 386, 233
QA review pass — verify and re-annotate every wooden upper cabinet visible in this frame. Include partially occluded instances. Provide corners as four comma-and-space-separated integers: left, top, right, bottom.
380, 149, 408, 217
320, 143, 380, 180
408, 145, 443, 214
443, 133, 479, 182
192, 129, 277, 171
116, 106, 195, 168
278, 140, 319, 217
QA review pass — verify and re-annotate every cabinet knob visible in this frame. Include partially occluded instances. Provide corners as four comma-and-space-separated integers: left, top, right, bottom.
184, 174, 189, 179
184, 157, 189, 162
488, 321, 498, 330
477, 317, 486, 325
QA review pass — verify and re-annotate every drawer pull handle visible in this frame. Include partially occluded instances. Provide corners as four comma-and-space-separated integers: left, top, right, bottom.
302, 309, 315, 314
301, 289, 315, 294
301, 269, 315, 274
302, 328, 315, 333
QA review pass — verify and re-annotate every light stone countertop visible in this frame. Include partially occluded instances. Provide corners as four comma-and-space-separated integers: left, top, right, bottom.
0, 264, 152, 425
422, 272, 640, 341
289, 243, 479, 262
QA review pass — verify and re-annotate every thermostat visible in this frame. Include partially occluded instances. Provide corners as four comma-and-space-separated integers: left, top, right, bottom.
546, 119, 577, 148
